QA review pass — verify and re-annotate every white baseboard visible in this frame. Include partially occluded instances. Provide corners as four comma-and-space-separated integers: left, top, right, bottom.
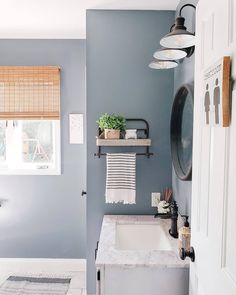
0, 258, 86, 274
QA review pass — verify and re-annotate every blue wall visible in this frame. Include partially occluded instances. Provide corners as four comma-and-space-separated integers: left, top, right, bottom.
173, 0, 198, 217
0, 40, 86, 258
87, 10, 174, 294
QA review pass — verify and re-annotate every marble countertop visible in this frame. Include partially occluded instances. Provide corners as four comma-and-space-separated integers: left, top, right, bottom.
95, 215, 189, 268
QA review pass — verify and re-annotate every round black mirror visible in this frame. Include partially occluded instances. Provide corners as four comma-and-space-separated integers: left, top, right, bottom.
171, 84, 194, 181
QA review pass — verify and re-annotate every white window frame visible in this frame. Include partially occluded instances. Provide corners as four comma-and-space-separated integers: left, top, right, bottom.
0, 120, 61, 175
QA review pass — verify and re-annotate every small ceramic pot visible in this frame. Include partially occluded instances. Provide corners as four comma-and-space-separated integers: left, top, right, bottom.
104, 129, 120, 139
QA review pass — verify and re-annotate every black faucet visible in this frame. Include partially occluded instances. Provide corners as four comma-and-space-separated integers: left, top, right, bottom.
154, 201, 179, 239
169, 201, 178, 239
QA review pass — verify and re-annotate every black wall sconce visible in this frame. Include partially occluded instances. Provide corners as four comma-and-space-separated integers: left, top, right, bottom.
149, 4, 196, 70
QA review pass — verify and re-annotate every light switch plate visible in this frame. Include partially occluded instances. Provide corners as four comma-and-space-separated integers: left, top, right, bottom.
69, 114, 84, 144
151, 192, 161, 207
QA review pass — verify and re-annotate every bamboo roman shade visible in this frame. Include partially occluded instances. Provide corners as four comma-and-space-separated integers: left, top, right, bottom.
0, 66, 60, 119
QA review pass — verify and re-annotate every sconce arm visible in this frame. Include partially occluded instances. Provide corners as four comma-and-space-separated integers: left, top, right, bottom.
179, 4, 196, 17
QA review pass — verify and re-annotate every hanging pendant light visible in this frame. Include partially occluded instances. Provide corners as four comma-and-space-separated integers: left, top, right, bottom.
154, 47, 187, 61
148, 4, 196, 70
160, 4, 196, 49
160, 16, 195, 49
149, 59, 178, 70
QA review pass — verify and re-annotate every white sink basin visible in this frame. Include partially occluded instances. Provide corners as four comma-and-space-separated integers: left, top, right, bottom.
115, 223, 172, 251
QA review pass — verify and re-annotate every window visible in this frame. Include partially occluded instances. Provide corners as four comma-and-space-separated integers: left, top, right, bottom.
0, 120, 60, 175
0, 66, 61, 175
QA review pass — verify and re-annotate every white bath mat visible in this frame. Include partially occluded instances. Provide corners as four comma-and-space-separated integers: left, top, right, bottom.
0, 275, 71, 295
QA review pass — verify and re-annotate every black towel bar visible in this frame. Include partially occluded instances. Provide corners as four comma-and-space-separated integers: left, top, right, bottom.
94, 152, 153, 158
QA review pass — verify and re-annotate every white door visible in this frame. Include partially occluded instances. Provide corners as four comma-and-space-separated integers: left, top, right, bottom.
190, 0, 236, 294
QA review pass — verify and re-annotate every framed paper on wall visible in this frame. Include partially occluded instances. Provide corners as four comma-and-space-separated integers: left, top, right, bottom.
203, 56, 231, 127
69, 114, 84, 144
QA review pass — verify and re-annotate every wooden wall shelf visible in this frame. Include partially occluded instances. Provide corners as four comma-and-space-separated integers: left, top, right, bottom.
94, 118, 153, 158
96, 138, 151, 147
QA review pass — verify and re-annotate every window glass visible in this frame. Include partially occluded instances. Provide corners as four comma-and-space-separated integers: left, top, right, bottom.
22, 121, 53, 163
0, 120, 60, 175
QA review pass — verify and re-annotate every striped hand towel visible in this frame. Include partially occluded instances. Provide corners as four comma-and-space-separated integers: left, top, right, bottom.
0, 276, 71, 295
106, 153, 136, 204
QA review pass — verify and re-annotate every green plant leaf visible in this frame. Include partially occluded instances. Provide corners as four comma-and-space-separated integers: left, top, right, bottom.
96, 113, 126, 131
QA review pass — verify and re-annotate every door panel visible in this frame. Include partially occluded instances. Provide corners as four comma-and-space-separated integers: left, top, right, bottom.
224, 91, 236, 283
202, 14, 214, 68
191, 0, 236, 294
228, 0, 236, 45
199, 127, 211, 236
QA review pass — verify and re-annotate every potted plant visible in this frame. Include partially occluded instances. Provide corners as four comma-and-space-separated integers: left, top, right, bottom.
96, 113, 126, 139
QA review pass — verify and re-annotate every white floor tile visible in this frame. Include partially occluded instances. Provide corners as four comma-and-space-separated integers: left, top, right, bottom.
70, 271, 86, 289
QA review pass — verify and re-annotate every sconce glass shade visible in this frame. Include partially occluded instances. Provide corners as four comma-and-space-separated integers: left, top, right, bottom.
160, 16, 196, 49
154, 48, 187, 61
149, 60, 178, 69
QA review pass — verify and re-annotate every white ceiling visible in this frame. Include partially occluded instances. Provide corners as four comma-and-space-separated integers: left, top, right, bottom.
0, 0, 179, 39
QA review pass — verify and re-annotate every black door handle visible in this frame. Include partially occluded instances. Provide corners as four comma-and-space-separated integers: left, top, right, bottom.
81, 190, 87, 196
179, 246, 195, 262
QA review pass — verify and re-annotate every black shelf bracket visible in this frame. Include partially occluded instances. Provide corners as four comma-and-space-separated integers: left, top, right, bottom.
94, 118, 153, 158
